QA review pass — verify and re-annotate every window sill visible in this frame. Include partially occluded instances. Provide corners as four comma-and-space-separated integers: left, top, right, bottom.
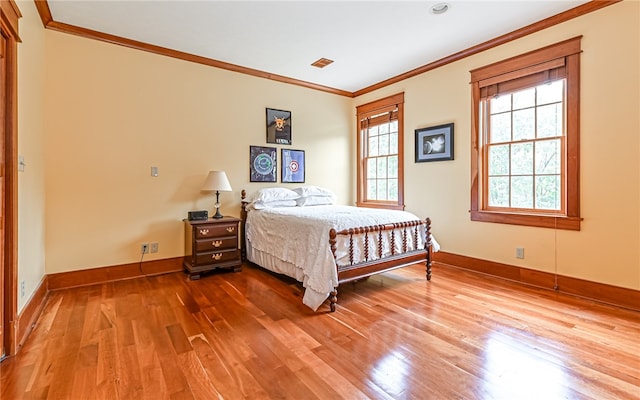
356, 201, 405, 211
470, 210, 581, 231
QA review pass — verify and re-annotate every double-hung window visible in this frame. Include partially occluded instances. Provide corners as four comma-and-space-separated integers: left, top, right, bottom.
470, 37, 582, 230
356, 93, 405, 210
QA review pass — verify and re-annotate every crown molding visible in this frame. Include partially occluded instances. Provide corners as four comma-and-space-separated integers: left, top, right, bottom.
353, 0, 620, 96
34, 0, 622, 98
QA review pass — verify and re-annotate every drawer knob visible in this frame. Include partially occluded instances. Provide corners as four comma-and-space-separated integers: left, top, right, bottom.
226, 227, 235, 233
212, 253, 223, 260
199, 228, 209, 235
212, 240, 222, 247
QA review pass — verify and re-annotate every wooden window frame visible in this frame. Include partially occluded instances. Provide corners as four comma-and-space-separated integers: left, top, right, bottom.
470, 37, 582, 230
356, 93, 405, 210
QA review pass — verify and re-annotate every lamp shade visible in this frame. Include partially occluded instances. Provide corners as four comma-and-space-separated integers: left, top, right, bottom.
201, 171, 232, 192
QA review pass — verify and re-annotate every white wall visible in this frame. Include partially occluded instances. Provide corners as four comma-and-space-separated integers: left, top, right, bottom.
43, 28, 353, 274
16, 0, 47, 312
356, 1, 639, 290
14, 1, 639, 313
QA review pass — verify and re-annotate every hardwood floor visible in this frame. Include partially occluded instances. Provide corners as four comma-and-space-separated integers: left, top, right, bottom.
1, 262, 639, 399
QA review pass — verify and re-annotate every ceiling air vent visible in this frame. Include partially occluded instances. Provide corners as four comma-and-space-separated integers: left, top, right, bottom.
311, 58, 334, 68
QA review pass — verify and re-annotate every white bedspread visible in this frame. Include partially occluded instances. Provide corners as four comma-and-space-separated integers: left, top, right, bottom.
245, 205, 437, 311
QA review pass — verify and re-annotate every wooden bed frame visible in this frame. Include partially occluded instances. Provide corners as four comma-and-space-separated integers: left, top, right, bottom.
240, 190, 432, 312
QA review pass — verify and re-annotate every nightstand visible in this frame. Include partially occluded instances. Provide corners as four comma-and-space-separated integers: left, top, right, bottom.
183, 216, 242, 280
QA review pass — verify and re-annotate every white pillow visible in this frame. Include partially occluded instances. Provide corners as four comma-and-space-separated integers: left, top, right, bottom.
248, 200, 298, 210
296, 195, 336, 206
292, 186, 335, 198
251, 188, 299, 203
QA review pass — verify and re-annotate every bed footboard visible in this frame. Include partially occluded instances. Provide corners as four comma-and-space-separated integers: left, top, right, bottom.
328, 218, 432, 312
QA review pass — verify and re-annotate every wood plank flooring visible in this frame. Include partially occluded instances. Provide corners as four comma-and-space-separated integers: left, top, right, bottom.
1, 262, 639, 399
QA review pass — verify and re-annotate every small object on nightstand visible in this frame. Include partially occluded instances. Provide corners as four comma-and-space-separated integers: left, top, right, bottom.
188, 210, 208, 221
201, 170, 232, 219
183, 216, 242, 280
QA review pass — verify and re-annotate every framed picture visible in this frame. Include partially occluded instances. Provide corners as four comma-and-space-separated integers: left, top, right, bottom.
250, 145, 277, 182
266, 108, 292, 145
281, 149, 305, 183
415, 123, 454, 162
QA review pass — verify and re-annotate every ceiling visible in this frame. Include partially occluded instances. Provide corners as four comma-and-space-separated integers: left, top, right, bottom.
44, 0, 594, 95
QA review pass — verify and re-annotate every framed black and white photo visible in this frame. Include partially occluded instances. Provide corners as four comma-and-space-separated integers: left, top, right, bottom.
266, 108, 292, 145
250, 145, 277, 182
415, 123, 454, 162
281, 149, 305, 183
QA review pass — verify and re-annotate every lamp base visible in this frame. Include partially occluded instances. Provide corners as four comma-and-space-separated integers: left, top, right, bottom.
212, 207, 223, 219
212, 190, 223, 218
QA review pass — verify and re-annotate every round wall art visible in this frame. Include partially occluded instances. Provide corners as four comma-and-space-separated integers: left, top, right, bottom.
249, 146, 277, 182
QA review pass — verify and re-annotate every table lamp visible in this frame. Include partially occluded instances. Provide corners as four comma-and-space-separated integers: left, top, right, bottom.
201, 170, 232, 219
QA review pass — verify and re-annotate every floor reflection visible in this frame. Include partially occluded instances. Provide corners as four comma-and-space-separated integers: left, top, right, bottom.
482, 332, 570, 399
371, 348, 409, 397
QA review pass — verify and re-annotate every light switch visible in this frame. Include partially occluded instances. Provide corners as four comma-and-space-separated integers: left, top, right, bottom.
151, 166, 159, 177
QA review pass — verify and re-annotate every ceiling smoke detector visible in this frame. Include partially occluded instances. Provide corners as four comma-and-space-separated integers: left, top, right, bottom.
311, 58, 334, 68
431, 3, 449, 15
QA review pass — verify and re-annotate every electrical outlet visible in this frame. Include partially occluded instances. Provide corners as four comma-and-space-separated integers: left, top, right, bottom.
20, 280, 25, 298
141, 243, 149, 254
516, 247, 525, 259
150, 242, 158, 253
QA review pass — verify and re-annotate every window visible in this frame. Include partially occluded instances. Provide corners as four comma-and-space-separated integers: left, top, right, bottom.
470, 37, 581, 230
356, 93, 404, 210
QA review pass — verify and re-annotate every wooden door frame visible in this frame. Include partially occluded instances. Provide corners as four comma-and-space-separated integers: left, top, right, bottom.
1, 0, 19, 358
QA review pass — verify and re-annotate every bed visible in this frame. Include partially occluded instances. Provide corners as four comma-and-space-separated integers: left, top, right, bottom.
240, 187, 437, 312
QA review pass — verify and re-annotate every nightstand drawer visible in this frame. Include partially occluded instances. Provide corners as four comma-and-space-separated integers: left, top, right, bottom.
194, 249, 240, 266
196, 236, 237, 252
195, 223, 238, 239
